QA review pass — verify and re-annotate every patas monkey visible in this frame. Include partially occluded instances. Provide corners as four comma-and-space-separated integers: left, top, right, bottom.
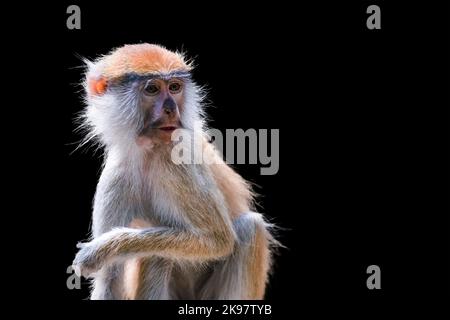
72, 44, 277, 299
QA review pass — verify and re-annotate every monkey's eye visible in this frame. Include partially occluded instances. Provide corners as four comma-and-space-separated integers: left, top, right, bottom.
144, 82, 160, 96
168, 82, 182, 94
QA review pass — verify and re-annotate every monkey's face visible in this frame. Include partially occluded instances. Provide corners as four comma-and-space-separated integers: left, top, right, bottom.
82, 44, 206, 152
84, 72, 202, 152
136, 76, 185, 146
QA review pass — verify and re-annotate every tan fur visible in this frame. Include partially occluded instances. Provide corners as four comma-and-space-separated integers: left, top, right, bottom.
210, 163, 253, 219
128, 218, 153, 229
247, 224, 271, 299
123, 258, 142, 299
202, 141, 254, 218
124, 218, 154, 299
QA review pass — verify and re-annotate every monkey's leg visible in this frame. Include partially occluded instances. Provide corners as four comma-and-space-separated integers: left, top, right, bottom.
132, 257, 174, 300
117, 219, 174, 300
199, 212, 273, 300
90, 264, 125, 300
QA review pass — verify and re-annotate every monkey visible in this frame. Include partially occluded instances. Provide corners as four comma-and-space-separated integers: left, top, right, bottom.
72, 44, 278, 300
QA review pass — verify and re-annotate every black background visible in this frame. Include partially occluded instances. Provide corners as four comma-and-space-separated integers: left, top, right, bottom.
9, 0, 449, 316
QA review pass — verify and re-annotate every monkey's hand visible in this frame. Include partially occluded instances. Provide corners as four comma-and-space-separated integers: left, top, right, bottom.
72, 240, 105, 278
72, 228, 137, 278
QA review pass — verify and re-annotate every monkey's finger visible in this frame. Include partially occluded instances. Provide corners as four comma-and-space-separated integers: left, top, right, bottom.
72, 264, 82, 277
72, 261, 97, 278
76, 242, 87, 249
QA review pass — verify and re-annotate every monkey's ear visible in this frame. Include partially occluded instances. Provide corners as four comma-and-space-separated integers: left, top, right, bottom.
87, 76, 108, 96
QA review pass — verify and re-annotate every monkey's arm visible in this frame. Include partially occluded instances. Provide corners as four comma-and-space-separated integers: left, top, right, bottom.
76, 195, 235, 278
74, 222, 235, 277
202, 140, 255, 217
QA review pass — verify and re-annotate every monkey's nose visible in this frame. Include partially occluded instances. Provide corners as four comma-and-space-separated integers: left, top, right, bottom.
162, 97, 177, 115
164, 107, 174, 115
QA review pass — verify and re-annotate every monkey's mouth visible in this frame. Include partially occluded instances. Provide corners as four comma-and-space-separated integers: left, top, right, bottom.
158, 126, 178, 132
139, 120, 183, 137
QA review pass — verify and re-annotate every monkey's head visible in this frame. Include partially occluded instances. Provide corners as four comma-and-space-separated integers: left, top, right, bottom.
81, 44, 204, 152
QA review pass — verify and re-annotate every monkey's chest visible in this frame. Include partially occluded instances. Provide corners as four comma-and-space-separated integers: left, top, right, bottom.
139, 171, 216, 227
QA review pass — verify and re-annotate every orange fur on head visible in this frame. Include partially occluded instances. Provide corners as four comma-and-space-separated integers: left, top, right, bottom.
87, 44, 191, 96
98, 44, 191, 80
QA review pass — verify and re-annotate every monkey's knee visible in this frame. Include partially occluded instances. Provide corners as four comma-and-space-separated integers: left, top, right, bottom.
233, 212, 273, 299
233, 212, 271, 245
